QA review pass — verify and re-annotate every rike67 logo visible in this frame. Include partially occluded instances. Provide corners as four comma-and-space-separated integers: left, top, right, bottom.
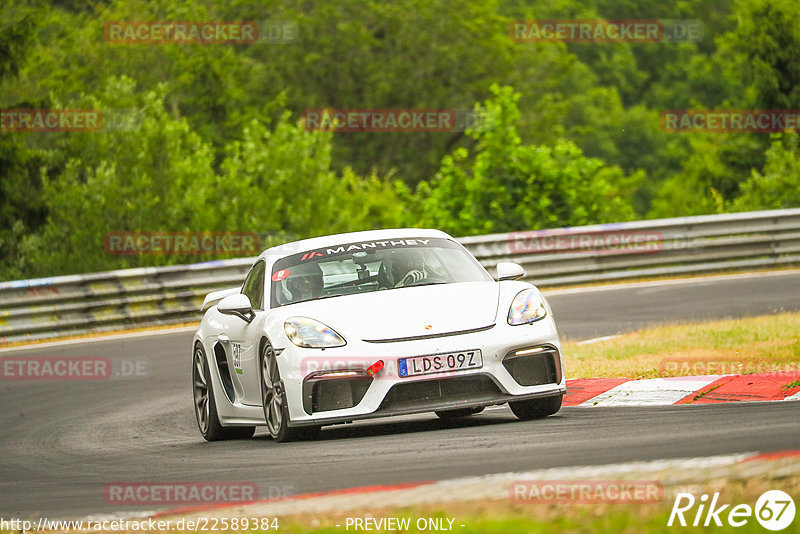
668, 490, 795, 530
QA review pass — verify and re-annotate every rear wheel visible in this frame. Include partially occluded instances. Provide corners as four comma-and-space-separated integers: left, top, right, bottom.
192, 344, 255, 441
260, 341, 320, 442
509, 394, 562, 420
435, 407, 485, 419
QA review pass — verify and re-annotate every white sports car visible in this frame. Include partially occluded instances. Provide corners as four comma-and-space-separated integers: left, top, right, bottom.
192, 229, 565, 442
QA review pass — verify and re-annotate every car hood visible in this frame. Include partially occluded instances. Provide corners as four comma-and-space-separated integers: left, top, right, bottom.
279, 281, 500, 341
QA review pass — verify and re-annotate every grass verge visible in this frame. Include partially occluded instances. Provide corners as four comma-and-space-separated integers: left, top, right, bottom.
248, 475, 800, 533
562, 312, 800, 380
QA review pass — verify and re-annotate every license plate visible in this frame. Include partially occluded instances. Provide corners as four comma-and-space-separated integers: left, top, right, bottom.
398, 350, 482, 378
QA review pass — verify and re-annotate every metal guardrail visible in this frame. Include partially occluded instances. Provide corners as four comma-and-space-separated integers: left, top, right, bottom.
2, 208, 800, 343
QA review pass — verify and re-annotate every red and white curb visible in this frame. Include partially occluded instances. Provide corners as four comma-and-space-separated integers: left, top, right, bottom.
564, 372, 800, 407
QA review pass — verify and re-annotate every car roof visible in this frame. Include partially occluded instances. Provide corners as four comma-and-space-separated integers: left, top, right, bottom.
258, 228, 454, 260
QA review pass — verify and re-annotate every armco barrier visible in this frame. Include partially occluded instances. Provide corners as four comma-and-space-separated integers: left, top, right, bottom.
2, 209, 799, 343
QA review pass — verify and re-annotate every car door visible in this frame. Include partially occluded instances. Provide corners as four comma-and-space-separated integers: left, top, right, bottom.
223, 260, 267, 406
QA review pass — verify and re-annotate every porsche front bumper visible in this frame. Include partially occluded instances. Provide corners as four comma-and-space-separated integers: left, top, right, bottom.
278, 317, 566, 427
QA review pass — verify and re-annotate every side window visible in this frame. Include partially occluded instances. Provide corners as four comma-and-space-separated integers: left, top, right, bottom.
241, 261, 266, 310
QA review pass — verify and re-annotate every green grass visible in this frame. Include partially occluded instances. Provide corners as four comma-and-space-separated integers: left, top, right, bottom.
783, 379, 800, 389
3, 510, 796, 534
272, 505, 800, 534
562, 312, 800, 379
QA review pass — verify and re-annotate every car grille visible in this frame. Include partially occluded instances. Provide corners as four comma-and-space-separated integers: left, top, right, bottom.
376, 375, 501, 412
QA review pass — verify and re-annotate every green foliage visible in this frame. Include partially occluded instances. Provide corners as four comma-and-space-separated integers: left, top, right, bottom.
414, 86, 639, 235
0, 136, 48, 280
16, 77, 218, 276
2, 0, 800, 279
0, 5, 40, 81
214, 113, 406, 237
732, 133, 800, 210
228, 0, 520, 183
648, 133, 766, 217
10, 77, 406, 278
648, 0, 800, 217
726, 0, 800, 110
0, 2, 49, 280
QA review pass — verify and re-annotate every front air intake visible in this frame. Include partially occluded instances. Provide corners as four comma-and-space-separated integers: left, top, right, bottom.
302, 372, 372, 414
502, 345, 561, 386
213, 342, 235, 402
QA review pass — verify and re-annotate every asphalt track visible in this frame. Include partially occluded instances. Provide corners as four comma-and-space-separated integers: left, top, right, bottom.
1, 271, 799, 519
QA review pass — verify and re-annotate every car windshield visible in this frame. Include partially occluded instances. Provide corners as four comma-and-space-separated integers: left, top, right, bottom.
270, 237, 491, 307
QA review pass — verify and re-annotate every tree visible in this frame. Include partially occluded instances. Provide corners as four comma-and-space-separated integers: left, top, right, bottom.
415, 85, 639, 235
226, 0, 524, 184
0, 2, 48, 280
213, 112, 406, 239
13, 76, 407, 277
17, 77, 218, 276
726, 0, 800, 111
732, 133, 800, 210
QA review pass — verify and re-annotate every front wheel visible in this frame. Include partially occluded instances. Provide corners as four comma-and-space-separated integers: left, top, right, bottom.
192, 344, 255, 441
509, 394, 562, 420
260, 341, 320, 442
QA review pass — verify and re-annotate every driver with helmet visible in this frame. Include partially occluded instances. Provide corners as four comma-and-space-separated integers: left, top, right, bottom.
286, 263, 324, 302
392, 249, 428, 287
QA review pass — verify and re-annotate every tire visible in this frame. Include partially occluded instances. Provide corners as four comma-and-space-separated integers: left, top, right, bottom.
192, 344, 256, 441
434, 406, 485, 419
259, 341, 321, 443
509, 394, 562, 420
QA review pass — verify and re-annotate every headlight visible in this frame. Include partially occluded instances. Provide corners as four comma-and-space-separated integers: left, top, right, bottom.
507, 289, 548, 325
284, 317, 346, 348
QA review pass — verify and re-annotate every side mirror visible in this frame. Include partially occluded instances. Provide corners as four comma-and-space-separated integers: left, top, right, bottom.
496, 261, 525, 281
218, 293, 255, 323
